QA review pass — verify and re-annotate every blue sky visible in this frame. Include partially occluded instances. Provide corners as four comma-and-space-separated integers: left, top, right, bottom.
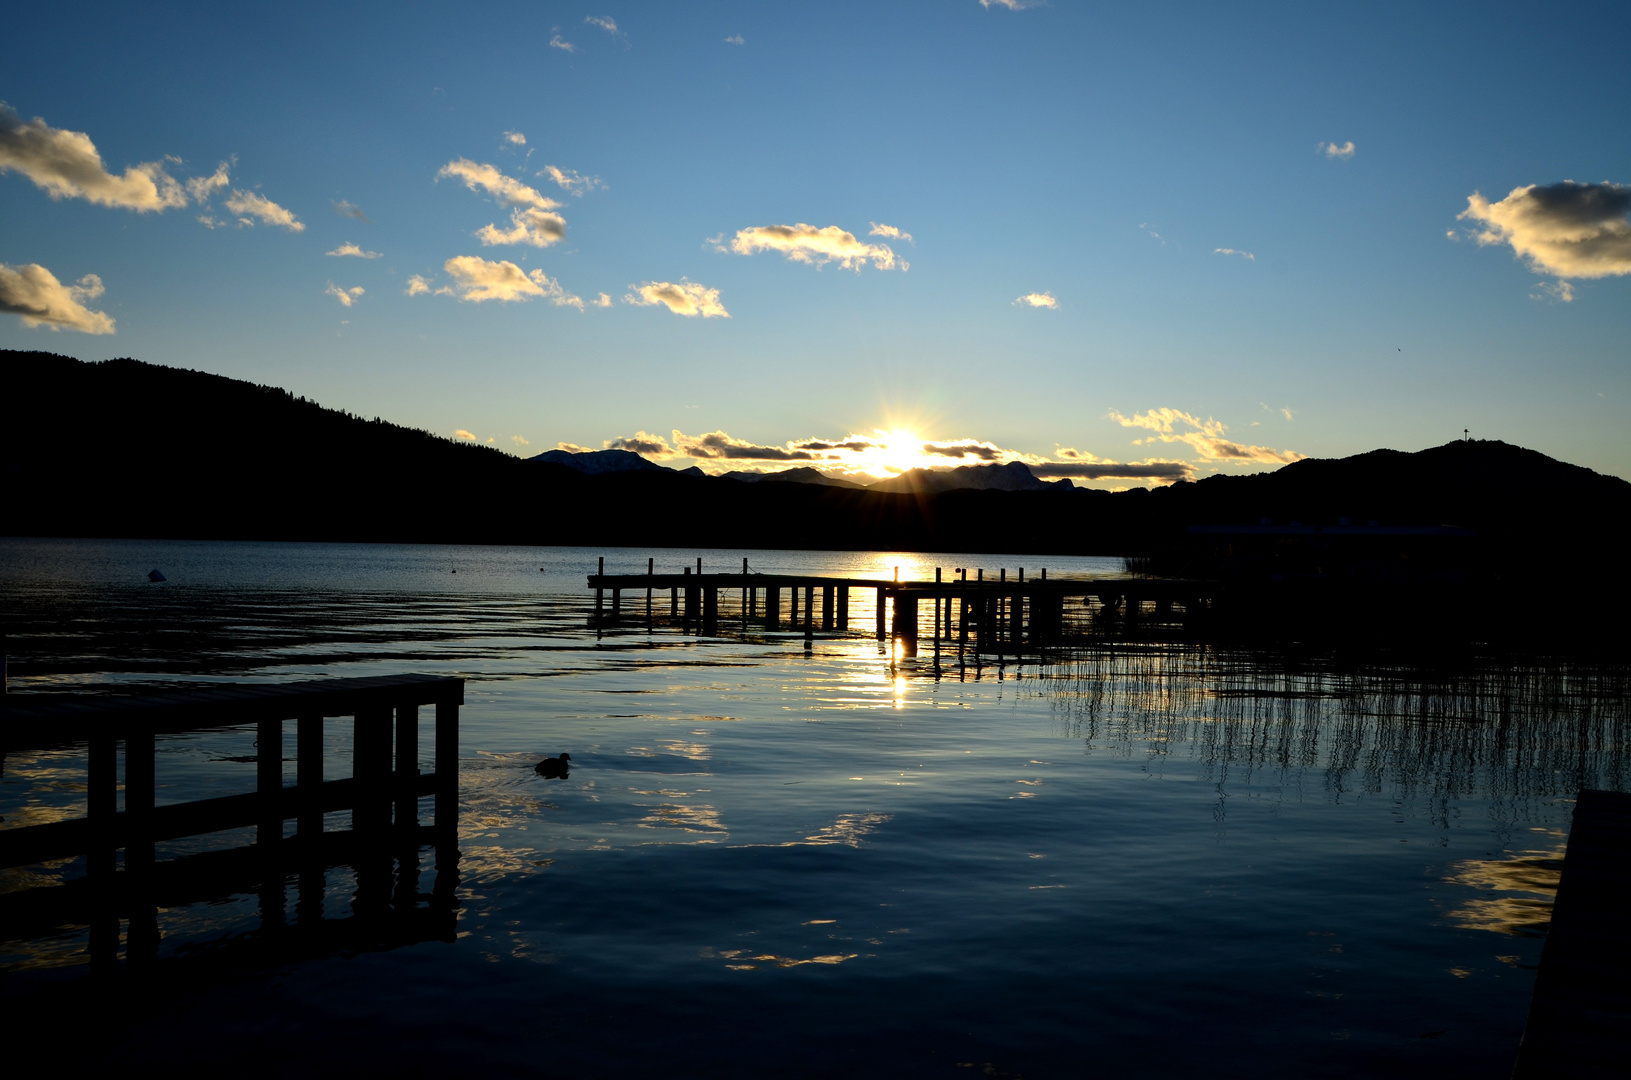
3, 1, 1628, 485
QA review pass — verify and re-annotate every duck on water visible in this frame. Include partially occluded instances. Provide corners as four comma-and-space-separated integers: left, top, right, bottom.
535, 753, 571, 779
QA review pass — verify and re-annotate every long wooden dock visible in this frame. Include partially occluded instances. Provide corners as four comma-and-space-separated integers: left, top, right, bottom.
587, 556, 1216, 656
1513, 788, 1631, 1077
0, 674, 464, 970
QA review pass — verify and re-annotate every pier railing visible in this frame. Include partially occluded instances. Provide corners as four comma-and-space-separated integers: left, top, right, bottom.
0, 673, 464, 969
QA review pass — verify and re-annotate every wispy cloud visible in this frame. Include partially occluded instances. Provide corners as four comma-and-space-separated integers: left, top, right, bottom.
185, 161, 231, 203
549, 32, 576, 52
0, 103, 186, 211
869, 222, 913, 244
1318, 140, 1356, 160
1013, 291, 1057, 308
511, 434, 530, 447
725, 223, 905, 271
591, 292, 612, 308
503, 130, 527, 146
922, 439, 1003, 461
1109, 407, 1306, 464
224, 189, 304, 231
1458, 180, 1631, 282
1038, 449, 1194, 482
438, 158, 567, 247
624, 279, 729, 317
1139, 222, 1173, 247
0, 262, 115, 333
981, 0, 1045, 9
410, 255, 584, 307
585, 15, 620, 35
1531, 279, 1576, 304
538, 164, 605, 196
324, 283, 364, 307
724, 33, 745, 45
333, 199, 368, 221
1214, 247, 1255, 261
327, 242, 381, 259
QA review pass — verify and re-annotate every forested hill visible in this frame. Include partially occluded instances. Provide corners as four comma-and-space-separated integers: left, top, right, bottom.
5, 351, 1628, 566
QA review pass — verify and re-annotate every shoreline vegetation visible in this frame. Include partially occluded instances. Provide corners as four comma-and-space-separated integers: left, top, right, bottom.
7, 350, 1631, 647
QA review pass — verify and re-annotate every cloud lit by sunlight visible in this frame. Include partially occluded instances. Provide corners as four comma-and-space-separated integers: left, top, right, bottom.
1318, 140, 1356, 159
1459, 180, 1631, 283
409, 255, 584, 307
725, 224, 906, 271
1109, 408, 1305, 464
0, 262, 115, 333
326, 242, 380, 259
224, 188, 304, 231
624, 279, 729, 317
324, 283, 364, 307
1013, 291, 1057, 308
0, 103, 187, 211
438, 158, 567, 247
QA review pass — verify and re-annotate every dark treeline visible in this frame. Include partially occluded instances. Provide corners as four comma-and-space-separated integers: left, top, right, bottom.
7, 351, 1630, 574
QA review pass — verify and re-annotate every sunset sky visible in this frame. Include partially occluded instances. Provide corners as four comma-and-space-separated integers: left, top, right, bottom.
3, 1, 1628, 485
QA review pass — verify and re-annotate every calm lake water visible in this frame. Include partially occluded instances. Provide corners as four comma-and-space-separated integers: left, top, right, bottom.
2, 537, 1626, 1077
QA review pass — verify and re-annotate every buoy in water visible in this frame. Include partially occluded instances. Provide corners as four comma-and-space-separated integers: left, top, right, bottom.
147, 569, 167, 582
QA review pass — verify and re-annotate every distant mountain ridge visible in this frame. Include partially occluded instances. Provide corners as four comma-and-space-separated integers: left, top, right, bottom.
6, 351, 1629, 576
866, 461, 1073, 494
530, 448, 667, 474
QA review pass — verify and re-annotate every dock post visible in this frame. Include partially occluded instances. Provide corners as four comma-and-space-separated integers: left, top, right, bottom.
790, 582, 799, 627
297, 712, 324, 925
434, 698, 459, 839
647, 558, 654, 629
395, 704, 420, 832
88, 724, 118, 971
124, 722, 158, 965
892, 593, 919, 657
596, 556, 604, 620
822, 585, 834, 631
742, 558, 750, 621
837, 586, 849, 630
958, 569, 969, 665
258, 715, 284, 847
876, 586, 886, 640
683, 567, 693, 631
934, 568, 942, 666
671, 580, 678, 619
804, 585, 814, 644
767, 585, 781, 628
1012, 568, 1025, 647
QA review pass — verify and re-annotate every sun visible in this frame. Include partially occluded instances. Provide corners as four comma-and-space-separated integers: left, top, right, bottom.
870, 428, 927, 474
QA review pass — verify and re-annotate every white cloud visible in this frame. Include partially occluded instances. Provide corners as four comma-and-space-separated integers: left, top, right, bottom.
0, 263, 115, 333
436, 255, 584, 307
1531, 279, 1576, 304
726, 223, 905, 271
327, 242, 381, 259
591, 292, 612, 307
549, 33, 576, 52
453, 429, 478, 441
325, 283, 365, 307
1109, 407, 1306, 465
475, 207, 568, 247
184, 161, 231, 202
625, 279, 730, 317
1458, 181, 1631, 280
1214, 247, 1255, 261
869, 222, 913, 244
511, 435, 531, 447
405, 274, 435, 296
438, 158, 567, 247
1013, 291, 1058, 308
1280, 407, 1294, 421
724, 33, 745, 45
503, 130, 527, 146
333, 199, 368, 221
585, 15, 620, 34
538, 164, 605, 196
224, 189, 304, 231
1318, 140, 1356, 160
0, 103, 187, 211
981, 0, 1045, 8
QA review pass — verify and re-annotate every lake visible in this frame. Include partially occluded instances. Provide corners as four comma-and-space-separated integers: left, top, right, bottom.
2, 537, 1624, 1077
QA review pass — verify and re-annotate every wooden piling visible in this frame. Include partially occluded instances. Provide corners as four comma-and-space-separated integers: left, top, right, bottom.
596, 556, 604, 619
876, 586, 887, 640
822, 585, 834, 631
647, 557, 654, 627
88, 726, 117, 970
804, 585, 814, 643
837, 586, 849, 630
395, 704, 419, 832
124, 723, 158, 963
298, 713, 323, 843
434, 696, 459, 838
258, 715, 283, 846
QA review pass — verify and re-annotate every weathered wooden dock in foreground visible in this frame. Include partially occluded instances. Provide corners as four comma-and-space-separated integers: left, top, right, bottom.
588, 557, 1216, 657
0, 674, 464, 969
1513, 788, 1631, 1078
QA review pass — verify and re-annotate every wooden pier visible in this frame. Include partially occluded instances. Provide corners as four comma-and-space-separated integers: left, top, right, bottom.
1513, 788, 1631, 1078
0, 674, 464, 970
587, 557, 1217, 657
